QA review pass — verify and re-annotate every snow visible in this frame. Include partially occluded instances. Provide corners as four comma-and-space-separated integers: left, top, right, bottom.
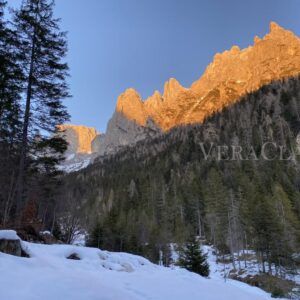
66, 153, 76, 161
72, 232, 86, 246
0, 231, 285, 300
203, 245, 258, 279
202, 245, 300, 286
0, 230, 20, 240
39, 230, 51, 235
58, 155, 92, 173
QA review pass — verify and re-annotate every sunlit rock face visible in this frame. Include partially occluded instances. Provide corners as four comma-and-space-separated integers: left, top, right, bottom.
57, 124, 98, 154
115, 22, 300, 131
92, 112, 160, 156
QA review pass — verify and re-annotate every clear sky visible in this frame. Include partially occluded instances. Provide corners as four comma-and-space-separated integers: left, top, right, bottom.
10, 0, 300, 132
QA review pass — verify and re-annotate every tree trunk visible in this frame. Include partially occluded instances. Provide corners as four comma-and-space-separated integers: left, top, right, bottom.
197, 208, 202, 237
261, 252, 266, 273
228, 212, 236, 270
50, 207, 56, 234
15, 27, 37, 219
243, 231, 248, 268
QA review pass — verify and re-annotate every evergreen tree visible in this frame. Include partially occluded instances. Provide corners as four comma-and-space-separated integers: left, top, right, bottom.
178, 236, 210, 277
0, 0, 23, 225
0, 0, 23, 141
12, 0, 70, 216
203, 168, 229, 255
87, 221, 104, 249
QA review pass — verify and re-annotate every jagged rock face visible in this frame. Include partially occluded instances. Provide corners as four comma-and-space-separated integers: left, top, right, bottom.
57, 124, 98, 154
92, 111, 160, 156
115, 22, 300, 131
116, 88, 148, 126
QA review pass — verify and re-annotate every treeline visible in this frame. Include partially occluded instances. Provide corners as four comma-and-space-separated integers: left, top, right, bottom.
0, 0, 69, 229
62, 77, 300, 273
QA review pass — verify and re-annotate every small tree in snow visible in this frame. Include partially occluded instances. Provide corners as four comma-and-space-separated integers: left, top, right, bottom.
178, 236, 210, 277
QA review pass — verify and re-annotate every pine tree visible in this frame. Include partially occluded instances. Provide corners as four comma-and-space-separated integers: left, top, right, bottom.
12, 0, 70, 216
203, 168, 229, 255
0, 0, 23, 225
0, 0, 23, 141
178, 236, 210, 277
87, 221, 104, 249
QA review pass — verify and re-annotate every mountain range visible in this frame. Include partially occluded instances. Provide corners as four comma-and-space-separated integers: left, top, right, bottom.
58, 22, 300, 168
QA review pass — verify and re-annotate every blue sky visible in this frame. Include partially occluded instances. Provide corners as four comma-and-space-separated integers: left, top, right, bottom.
10, 0, 300, 132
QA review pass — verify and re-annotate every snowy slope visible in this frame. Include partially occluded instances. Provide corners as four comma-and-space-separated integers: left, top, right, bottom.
58, 153, 93, 173
0, 232, 283, 300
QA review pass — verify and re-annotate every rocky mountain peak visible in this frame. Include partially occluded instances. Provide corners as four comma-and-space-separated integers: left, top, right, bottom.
144, 90, 163, 112
269, 21, 285, 34
110, 22, 300, 132
57, 124, 98, 154
116, 88, 148, 126
162, 78, 186, 101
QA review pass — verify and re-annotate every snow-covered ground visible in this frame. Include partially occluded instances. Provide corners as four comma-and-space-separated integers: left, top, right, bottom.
0, 231, 283, 300
58, 154, 92, 173
202, 245, 300, 286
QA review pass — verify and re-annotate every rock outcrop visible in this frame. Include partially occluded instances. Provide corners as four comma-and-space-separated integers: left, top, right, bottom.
57, 124, 98, 154
56, 124, 99, 172
115, 22, 300, 131
0, 230, 22, 256
92, 111, 160, 156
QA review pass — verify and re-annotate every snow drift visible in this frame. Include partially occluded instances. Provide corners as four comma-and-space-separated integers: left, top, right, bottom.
0, 231, 282, 300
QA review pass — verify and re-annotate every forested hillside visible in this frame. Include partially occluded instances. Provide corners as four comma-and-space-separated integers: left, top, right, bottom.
60, 76, 300, 274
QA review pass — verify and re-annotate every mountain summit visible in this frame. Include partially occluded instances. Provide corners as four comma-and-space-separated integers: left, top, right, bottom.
115, 22, 300, 131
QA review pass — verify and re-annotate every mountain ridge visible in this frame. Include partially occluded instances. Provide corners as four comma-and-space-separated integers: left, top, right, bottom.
59, 21, 300, 158
116, 22, 300, 131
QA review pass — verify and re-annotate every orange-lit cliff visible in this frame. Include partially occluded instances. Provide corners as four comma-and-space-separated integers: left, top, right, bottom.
116, 22, 300, 131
